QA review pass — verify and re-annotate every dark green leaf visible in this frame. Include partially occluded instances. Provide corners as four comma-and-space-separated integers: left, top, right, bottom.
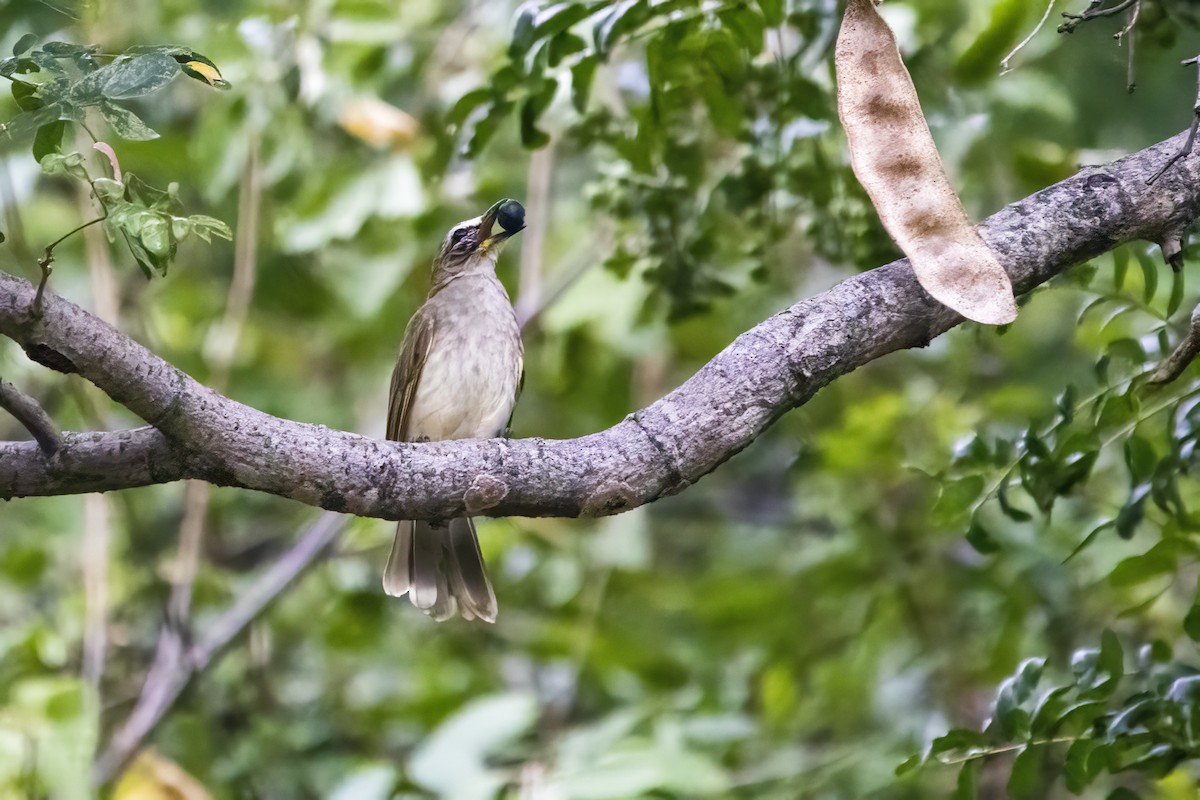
1185, 577, 1200, 641
509, 2, 538, 58
966, 518, 1000, 555
757, 0, 784, 27
594, 0, 646, 57
448, 88, 493, 128
548, 32, 587, 67
1115, 482, 1151, 540
570, 55, 596, 111
1167, 270, 1184, 316
31, 120, 66, 162
1007, 746, 1041, 800
11, 79, 42, 112
40, 41, 88, 57
954, 759, 978, 800
1064, 739, 1097, 793
997, 481, 1033, 522
1113, 246, 1130, 289
1135, 247, 1159, 304
12, 33, 38, 57
1124, 435, 1157, 484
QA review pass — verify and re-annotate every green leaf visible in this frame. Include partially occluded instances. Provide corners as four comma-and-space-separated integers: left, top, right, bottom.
1109, 537, 1176, 587
594, 0, 647, 57
570, 55, 596, 111
448, 88, 492, 128
757, 0, 783, 27
993, 658, 1044, 739
1184, 577, 1200, 641
954, 759, 978, 800
1007, 745, 1042, 800
185, 214, 233, 242
1098, 630, 1124, 687
100, 99, 159, 140
40, 41, 89, 57
92, 178, 125, 203
12, 33, 38, 57
1135, 247, 1159, 304
11, 79, 42, 111
75, 52, 179, 103
1167, 269, 1184, 317
31, 119, 66, 162
1064, 739, 1098, 793
1124, 435, 1157, 484
140, 215, 171, 257
966, 517, 1000, 554
509, 2, 538, 58
997, 481, 1033, 522
1115, 482, 1151, 540
1113, 246, 1129, 289
40, 151, 89, 180
934, 476, 984, 527
548, 31, 587, 67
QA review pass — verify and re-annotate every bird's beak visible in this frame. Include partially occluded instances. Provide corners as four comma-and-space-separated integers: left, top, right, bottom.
479, 199, 525, 250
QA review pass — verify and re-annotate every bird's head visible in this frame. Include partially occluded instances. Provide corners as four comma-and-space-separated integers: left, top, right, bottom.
432, 199, 525, 282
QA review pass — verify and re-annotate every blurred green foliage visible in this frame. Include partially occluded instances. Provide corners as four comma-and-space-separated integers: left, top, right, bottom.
2, 0, 1200, 797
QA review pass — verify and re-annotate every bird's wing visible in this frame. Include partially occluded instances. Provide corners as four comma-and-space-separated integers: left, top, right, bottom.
387, 308, 436, 442
504, 353, 524, 436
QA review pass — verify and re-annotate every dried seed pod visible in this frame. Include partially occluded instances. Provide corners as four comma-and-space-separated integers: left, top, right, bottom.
836, 0, 1018, 325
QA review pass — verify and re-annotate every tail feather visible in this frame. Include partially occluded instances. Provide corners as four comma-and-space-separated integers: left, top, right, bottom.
382, 521, 413, 597
381, 518, 497, 623
445, 517, 497, 622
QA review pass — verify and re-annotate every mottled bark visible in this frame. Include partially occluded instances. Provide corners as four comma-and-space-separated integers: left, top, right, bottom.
1, 131, 1198, 520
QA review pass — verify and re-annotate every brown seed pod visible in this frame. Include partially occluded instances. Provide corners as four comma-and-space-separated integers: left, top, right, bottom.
835, 0, 1018, 325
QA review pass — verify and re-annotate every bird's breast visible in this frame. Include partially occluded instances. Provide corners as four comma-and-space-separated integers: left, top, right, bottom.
406, 275, 522, 442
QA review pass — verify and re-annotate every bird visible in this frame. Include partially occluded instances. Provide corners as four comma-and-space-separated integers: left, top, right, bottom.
383, 199, 526, 622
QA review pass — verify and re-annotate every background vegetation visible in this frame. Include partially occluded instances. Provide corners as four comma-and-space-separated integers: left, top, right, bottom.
2, 0, 1200, 797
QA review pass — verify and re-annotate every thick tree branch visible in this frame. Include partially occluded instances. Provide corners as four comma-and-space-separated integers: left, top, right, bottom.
1, 131, 1198, 520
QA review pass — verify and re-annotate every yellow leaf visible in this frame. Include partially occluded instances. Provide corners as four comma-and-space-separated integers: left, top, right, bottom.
338, 98, 420, 151
835, 0, 1018, 325
113, 749, 212, 800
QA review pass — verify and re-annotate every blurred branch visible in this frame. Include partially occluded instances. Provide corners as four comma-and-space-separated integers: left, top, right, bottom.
0, 377, 60, 455
514, 140, 554, 326
1148, 56, 1200, 185
163, 140, 263, 673
93, 511, 347, 785
79, 150, 120, 693
0, 130, 1198, 519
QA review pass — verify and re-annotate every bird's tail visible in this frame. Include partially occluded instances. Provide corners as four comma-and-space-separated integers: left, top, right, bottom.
383, 518, 497, 623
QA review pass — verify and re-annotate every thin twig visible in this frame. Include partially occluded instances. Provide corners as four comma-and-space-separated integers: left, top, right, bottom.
1002, 0, 1057, 74
0, 377, 60, 455
1147, 56, 1200, 185
1116, 0, 1141, 40
92, 512, 346, 786
1059, 0, 1139, 33
1150, 303, 1200, 384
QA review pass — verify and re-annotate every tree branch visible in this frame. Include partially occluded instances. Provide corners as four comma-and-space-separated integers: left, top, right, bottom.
92, 511, 346, 785
0, 377, 61, 455
1, 130, 1198, 520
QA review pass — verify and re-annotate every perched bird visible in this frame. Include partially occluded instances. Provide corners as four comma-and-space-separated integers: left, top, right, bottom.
383, 199, 526, 622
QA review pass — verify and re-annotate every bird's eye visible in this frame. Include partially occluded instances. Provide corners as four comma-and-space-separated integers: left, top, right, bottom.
450, 229, 468, 246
